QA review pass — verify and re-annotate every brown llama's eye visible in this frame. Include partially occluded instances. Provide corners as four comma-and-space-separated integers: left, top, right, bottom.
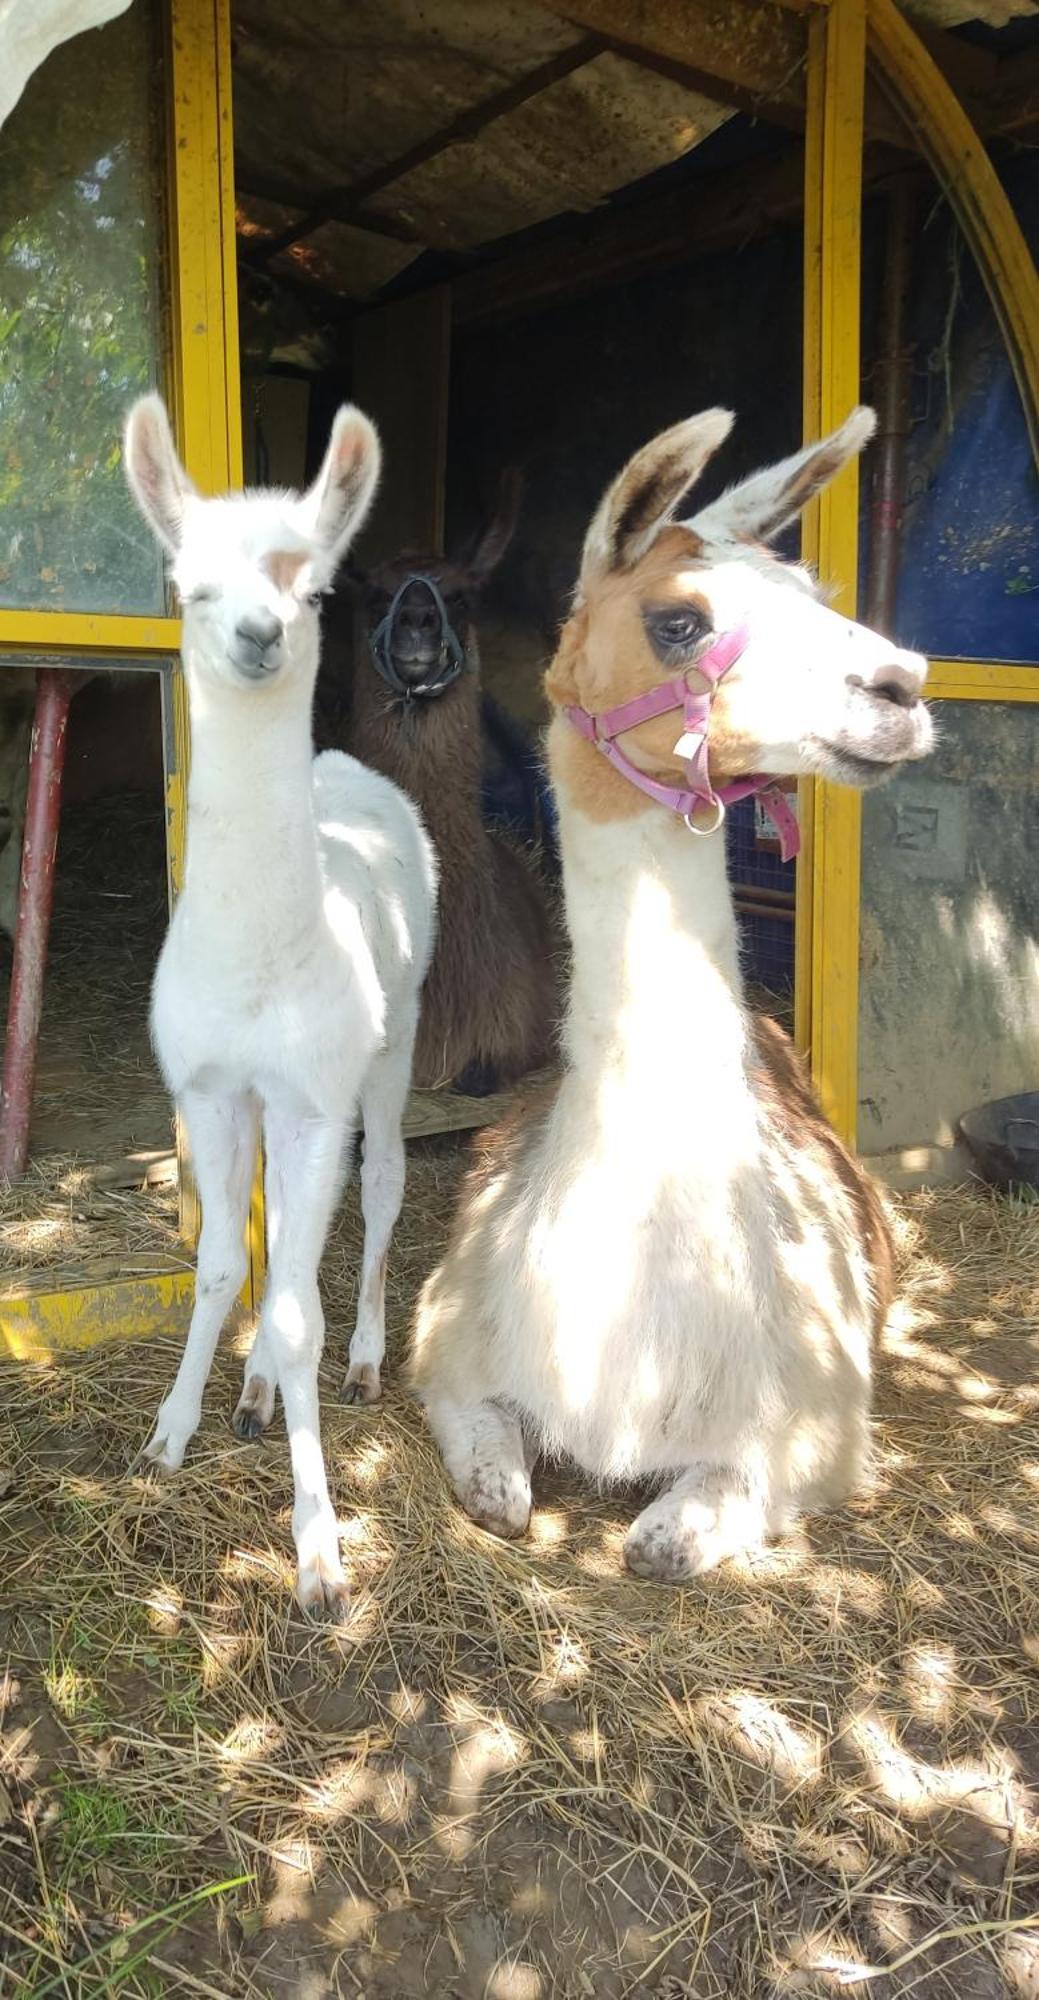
643, 603, 711, 662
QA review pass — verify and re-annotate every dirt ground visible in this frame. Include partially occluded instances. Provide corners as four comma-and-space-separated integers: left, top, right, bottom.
1, 1153, 1037, 1999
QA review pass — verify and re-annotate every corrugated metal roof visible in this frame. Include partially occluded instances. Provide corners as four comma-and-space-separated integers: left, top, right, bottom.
232, 0, 1037, 344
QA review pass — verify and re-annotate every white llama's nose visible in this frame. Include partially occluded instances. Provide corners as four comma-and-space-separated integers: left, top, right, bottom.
848, 648, 927, 710
234, 610, 284, 676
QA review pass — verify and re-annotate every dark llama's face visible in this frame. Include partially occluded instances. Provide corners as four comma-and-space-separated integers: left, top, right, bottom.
360, 555, 475, 688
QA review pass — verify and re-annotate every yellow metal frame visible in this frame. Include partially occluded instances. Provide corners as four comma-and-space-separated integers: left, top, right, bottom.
797, 0, 866, 1141
928, 660, 1039, 703
798, 0, 1039, 1149
0, 0, 254, 1359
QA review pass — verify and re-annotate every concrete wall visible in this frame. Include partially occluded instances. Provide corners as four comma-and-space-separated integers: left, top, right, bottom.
859, 699, 1039, 1153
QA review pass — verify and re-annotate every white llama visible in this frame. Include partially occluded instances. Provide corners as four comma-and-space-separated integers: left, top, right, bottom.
124, 396, 436, 1617
412, 406, 933, 1582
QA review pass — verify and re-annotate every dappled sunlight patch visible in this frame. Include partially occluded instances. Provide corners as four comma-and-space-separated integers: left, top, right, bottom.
143, 1584, 183, 1637
221, 1543, 293, 1590
341, 1435, 390, 1488
773, 1927, 876, 1991
42, 1658, 97, 1723
324, 1889, 379, 1946
265, 1835, 323, 1923
487, 1960, 543, 1999
797, 1560, 887, 1624
220, 1711, 283, 1764
902, 1643, 957, 1723
387, 1684, 428, 1726
698, 1691, 824, 1790
843, 1703, 1033, 1845
433, 1695, 528, 1859
528, 1625, 589, 1701
528, 1507, 568, 1547
307, 1753, 417, 1830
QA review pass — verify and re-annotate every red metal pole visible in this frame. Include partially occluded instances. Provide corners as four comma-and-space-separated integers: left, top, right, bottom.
0, 668, 88, 1181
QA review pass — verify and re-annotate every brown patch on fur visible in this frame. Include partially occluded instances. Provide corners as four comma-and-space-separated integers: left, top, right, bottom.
263, 550, 307, 592
543, 526, 765, 824
748, 1012, 894, 1340
335, 548, 560, 1090
611, 447, 701, 570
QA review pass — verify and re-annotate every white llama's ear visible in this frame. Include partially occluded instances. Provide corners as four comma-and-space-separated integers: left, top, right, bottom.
124, 394, 196, 554
689, 406, 877, 547
296, 405, 380, 561
579, 409, 734, 594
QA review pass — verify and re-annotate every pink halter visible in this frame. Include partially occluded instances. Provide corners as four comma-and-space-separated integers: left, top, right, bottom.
564, 624, 800, 862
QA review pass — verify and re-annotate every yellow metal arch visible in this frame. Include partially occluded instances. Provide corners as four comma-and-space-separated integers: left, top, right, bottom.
868, 0, 1039, 469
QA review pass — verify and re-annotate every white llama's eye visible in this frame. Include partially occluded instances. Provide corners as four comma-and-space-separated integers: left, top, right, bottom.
183, 585, 219, 605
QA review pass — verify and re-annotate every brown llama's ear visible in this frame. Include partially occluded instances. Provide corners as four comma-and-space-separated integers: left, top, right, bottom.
690, 406, 877, 547
578, 410, 733, 596
467, 466, 523, 587
124, 394, 196, 554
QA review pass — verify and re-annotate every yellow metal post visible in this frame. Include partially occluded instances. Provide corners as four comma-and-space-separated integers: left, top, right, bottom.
2, 0, 252, 1353
166, 0, 263, 1303
798, 0, 867, 1145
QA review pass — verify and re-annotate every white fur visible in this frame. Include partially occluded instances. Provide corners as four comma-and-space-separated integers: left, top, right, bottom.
413, 408, 932, 1581
124, 396, 436, 1618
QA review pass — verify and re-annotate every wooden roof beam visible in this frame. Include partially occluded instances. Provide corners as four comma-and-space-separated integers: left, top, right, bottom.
450, 142, 927, 330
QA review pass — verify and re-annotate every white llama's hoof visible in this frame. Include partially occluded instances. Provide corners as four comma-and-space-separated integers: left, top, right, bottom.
232, 1373, 276, 1441
459, 1466, 532, 1541
341, 1360, 382, 1406
296, 1555, 351, 1622
624, 1488, 760, 1583
294, 1513, 350, 1621
135, 1427, 187, 1477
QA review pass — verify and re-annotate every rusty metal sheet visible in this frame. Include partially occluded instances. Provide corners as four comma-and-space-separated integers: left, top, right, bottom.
363, 53, 731, 251
233, 0, 582, 198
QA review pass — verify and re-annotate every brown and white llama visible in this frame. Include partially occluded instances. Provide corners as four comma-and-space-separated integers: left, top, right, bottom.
339, 480, 558, 1095
411, 406, 933, 1581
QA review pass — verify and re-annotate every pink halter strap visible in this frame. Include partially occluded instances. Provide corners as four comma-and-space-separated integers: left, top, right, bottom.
564, 623, 800, 862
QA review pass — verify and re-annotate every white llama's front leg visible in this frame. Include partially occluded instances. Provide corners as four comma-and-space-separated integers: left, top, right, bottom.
260, 1090, 350, 1617
624, 1464, 772, 1583
141, 1089, 258, 1472
422, 1390, 532, 1539
343, 1017, 414, 1406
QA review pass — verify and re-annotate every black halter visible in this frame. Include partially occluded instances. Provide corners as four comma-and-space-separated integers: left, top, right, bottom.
368, 572, 467, 703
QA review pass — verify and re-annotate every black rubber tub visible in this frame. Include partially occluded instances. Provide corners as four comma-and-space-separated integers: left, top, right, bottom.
959, 1092, 1039, 1193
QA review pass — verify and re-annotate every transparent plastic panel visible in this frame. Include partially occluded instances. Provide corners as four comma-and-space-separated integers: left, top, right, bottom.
858, 699, 1039, 1155
0, 3, 167, 615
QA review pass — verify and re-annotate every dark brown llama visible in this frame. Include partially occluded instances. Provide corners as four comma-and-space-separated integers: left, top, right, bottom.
335, 479, 559, 1095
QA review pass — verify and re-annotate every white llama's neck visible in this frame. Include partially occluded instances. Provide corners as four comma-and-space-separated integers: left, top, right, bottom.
549, 721, 751, 1134
179, 657, 322, 931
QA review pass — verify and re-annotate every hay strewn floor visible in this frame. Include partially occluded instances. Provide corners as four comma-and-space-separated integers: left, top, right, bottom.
0, 795, 179, 1297
1, 1159, 1037, 1999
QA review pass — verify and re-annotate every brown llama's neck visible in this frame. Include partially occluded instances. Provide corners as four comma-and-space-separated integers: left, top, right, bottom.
349, 657, 488, 859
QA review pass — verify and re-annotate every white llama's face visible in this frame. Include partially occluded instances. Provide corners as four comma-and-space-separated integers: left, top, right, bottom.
549, 406, 932, 792
124, 395, 380, 696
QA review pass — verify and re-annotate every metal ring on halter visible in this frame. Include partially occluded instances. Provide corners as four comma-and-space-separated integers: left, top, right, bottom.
683, 797, 726, 836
